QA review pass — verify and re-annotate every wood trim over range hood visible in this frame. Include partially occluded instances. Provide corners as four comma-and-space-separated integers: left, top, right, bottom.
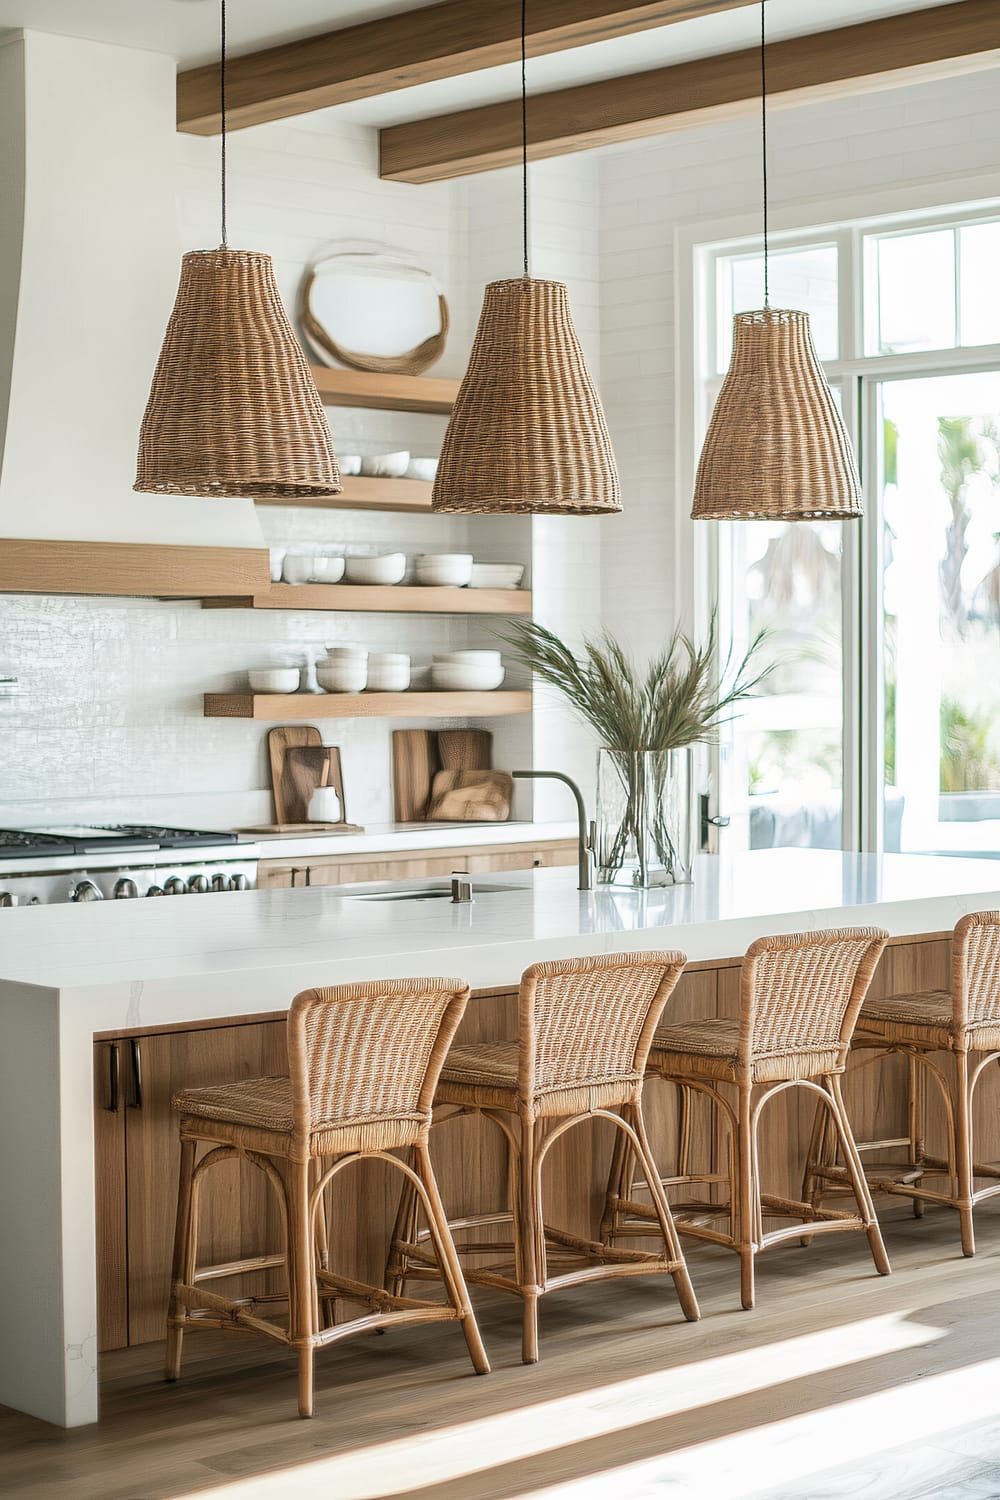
176, 1, 756, 135
379, 0, 1000, 182
0, 540, 270, 599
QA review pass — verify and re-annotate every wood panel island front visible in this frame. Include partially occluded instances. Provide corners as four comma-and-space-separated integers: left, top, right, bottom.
3, 850, 1000, 1428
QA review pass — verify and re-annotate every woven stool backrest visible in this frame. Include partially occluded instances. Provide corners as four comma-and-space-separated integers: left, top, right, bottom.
519, 950, 686, 1102
741, 927, 888, 1071
954, 911, 1000, 1030
286, 978, 469, 1152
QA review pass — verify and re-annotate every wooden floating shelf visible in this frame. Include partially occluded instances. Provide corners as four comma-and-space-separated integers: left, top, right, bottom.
203, 584, 531, 614
0, 539, 269, 599
310, 366, 458, 415
204, 691, 532, 721
257, 475, 434, 513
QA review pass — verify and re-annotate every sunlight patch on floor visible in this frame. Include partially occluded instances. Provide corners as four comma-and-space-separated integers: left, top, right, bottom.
518, 1352, 1000, 1499
182, 1312, 941, 1500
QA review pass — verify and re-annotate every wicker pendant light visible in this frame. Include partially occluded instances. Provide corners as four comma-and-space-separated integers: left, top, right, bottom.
135, 2, 340, 499
432, 2, 619, 516
691, 3, 860, 522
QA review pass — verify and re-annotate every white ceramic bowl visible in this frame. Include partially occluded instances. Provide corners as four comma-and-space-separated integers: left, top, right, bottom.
361, 451, 410, 479
369, 651, 410, 666
432, 650, 502, 665
406, 456, 439, 482
248, 667, 300, 694
316, 662, 367, 693
281, 553, 315, 584
468, 563, 525, 590
338, 454, 362, 476
310, 556, 346, 584
414, 553, 473, 588
344, 553, 407, 586
430, 664, 505, 692
367, 664, 411, 692
322, 645, 368, 660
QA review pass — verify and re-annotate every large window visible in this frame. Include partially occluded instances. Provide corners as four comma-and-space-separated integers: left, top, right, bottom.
703, 209, 1000, 855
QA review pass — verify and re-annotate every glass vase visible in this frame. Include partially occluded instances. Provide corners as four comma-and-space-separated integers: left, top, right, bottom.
595, 748, 694, 888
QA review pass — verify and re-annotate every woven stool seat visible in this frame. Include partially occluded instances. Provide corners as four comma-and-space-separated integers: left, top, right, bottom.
174, 1075, 294, 1132
389, 951, 699, 1363
166, 978, 489, 1416
605, 927, 890, 1310
813, 913, 1000, 1257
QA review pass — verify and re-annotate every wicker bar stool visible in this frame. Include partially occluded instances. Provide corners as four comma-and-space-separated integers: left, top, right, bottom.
805, 911, 1000, 1257
166, 978, 489, 1418
603, 928, 890, 1309
386, 951, 699, 1363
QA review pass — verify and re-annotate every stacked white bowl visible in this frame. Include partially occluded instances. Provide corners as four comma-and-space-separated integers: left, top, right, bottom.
468, 563, 525, 590
344, 553, 407, 586
430, 650, 505, 692
414, 553, 473, 588
367, 652, 410, 692
316, 647, 367, 693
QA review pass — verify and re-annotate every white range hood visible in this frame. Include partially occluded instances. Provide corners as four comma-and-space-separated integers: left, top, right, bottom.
0, 29, 264, 548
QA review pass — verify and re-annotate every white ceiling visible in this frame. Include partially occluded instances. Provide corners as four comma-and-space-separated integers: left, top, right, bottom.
0, 0, 975, 125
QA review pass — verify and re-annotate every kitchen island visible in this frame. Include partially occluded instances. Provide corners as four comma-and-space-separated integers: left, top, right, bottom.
4, 849, 1000, 1428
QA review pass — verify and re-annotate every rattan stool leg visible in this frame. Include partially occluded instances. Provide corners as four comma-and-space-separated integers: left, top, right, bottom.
518, 1119, 541, 1364
165, 1136, 197, 1382
384, 1171, 421, 1299
737, 1085, 756, 1310
629, 1103, 700, 1322
955, 1050, 976, 1257
799, 1093, 837, 1248
412, 1143, 490, 1375
827, 1075, 891, 1277
285, 1158, 317, 1419
908, 1054, 926, 1218
599, 1116, 634, 1246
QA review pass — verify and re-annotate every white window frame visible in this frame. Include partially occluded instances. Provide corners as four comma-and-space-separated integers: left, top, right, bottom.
676, 170, 1000, 853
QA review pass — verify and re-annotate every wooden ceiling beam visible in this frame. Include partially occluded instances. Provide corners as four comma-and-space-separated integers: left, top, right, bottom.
177, 0, 757, 135
379, 0, 1000, 182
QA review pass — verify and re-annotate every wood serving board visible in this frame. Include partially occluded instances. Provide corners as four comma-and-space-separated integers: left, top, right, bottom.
391, 729, 494, 821
282, 746, 347, 826
427, 769, 512, 822
267, 726, 322, 824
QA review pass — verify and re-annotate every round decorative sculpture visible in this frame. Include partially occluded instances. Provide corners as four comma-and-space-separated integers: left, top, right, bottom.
299, 247, 449, 376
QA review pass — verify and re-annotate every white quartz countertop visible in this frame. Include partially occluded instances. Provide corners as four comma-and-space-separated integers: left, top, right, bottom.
3, 851, 1000, 1006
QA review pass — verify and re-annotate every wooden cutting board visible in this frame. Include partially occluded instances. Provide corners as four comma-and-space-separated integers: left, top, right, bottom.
282, 746, 347, 826
391, 730, 442, 822
268, 726, 322, 824
437, 729, 493, 773
427, 770, 512, 822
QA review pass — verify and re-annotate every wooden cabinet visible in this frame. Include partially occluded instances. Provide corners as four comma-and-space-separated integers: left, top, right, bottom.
257, 839, 576, 890
94, 1017, 286, 1352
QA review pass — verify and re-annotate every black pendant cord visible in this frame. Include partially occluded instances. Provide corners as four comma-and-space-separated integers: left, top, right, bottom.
521, 0, 529, 278
220, 0, 228, 249
760, 0, 769, 307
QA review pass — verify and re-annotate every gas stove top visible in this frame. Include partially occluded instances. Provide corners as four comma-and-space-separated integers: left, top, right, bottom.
0, 825, 240, 860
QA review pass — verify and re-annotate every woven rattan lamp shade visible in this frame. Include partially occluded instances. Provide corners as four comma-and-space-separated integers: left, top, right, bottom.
691, 308, 861, 521
135, 249, 341, 498
431, 277, 620, 516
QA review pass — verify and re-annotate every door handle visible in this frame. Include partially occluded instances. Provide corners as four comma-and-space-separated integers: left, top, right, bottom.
127, 1037, 143, 1110
105, 1042, 120, 1112
699, 794, 731, 848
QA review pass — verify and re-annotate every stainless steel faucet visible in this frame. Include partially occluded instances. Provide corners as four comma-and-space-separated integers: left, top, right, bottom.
512, 770, 594, 891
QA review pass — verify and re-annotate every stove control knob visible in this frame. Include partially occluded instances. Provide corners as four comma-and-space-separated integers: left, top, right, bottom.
164, 877, 187, 896
0, 891, 14, 908
146, 885, 164, 897
72, 880, 104, 902
114, 878, 139, 900
187, 874, 209, 894
229, 873, 250, 891
211, 873, 228, 893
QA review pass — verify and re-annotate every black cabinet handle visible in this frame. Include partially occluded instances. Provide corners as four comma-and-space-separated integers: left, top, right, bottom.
106, 1042, 120, 1112
128, 1038, 143, 1110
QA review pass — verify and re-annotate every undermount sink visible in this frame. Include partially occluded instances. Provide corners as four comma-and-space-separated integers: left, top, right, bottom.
346, 883, 519, 903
